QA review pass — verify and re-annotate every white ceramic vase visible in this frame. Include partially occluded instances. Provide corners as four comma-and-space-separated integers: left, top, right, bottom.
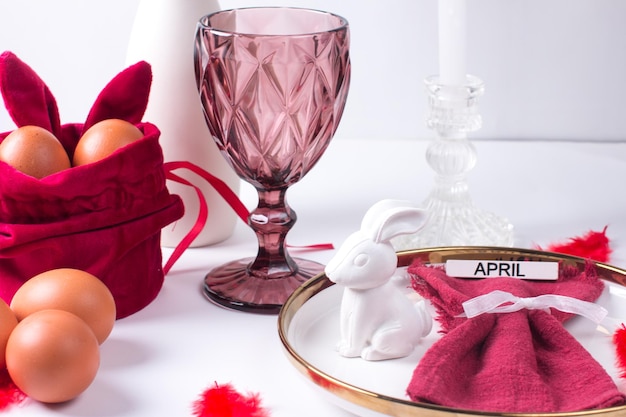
126, 0, 241, 248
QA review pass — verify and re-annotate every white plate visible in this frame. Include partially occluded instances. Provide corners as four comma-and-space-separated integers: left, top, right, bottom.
278, 247, 626, 417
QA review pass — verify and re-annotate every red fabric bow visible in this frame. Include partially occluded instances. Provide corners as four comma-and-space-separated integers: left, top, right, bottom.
406, 260, 625, 413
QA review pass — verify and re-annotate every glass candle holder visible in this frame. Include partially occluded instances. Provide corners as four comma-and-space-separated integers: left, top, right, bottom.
393, 75, 514, 249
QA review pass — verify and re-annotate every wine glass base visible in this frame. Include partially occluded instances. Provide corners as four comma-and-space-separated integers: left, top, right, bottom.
203, 257, 325, 314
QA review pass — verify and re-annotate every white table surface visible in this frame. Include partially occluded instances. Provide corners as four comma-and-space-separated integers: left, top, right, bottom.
9, 137, 626, 416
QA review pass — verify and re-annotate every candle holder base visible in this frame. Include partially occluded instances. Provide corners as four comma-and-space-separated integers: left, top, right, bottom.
393, 193, 514, 249
394, 74, 513, 250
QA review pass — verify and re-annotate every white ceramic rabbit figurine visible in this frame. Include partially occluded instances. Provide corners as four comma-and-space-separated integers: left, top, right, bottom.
325, 200, 433, 361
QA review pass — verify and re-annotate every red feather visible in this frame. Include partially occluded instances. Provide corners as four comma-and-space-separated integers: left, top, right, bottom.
0, 368, 26, 411
613, 325, 626, 379
540, 226, 612, 263
191, 382, 270, 417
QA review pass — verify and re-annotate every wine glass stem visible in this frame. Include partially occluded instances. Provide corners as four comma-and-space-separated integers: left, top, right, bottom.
248, 187, 299, 278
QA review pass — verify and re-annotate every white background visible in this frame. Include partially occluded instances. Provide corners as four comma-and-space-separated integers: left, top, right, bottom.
0, 0, 625, 141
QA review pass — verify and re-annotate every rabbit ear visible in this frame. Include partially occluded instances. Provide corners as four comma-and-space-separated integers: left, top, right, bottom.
82, 61, 152, 133
0, 51, 62, 136
363, 204, 426, 244
360, 199, 416, 232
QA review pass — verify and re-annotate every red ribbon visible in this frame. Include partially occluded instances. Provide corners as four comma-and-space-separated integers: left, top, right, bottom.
287, 243, 335, 251
162, 161, 333, 275
162, 161, 249, 274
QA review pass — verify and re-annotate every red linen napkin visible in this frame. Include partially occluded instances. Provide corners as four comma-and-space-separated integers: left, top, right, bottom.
406, 260, 626, 413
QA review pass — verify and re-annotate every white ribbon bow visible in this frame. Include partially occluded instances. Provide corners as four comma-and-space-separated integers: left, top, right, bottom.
461, 290, 608, 324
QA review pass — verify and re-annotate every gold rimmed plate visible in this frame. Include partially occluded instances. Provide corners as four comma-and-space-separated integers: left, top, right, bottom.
278, 247, 626, 417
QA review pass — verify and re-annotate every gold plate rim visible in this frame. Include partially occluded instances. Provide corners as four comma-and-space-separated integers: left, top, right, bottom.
278, 246, 626, 417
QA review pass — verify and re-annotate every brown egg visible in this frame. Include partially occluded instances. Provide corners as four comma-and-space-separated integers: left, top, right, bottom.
0, 298, 18, 369
11, 268, 116, 344
73, 118, 143, 166
0, 125, 71, 179
6, 309, 100, 403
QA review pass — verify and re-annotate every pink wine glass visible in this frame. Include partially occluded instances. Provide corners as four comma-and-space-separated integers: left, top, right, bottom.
194, 7, 350, 313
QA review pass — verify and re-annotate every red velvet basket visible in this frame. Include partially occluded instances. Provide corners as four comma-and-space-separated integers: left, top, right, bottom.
0, 52, 184, 318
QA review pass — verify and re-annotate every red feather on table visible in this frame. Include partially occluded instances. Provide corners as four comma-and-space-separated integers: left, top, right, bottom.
613, 325, 626, 378
540, 226, 612, 263
540, 227, 626, 378
192, 382, 270, 417
0, 368, 26, 411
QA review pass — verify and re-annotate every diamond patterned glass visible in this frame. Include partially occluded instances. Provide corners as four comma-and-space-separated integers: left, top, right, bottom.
195, 8, 350, 313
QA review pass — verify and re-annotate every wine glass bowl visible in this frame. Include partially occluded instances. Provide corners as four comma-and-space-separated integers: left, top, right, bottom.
194, 7, 350, 313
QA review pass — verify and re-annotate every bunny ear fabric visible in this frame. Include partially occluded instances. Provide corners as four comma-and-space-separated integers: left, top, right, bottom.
82, 60, 152, 133
0, 54, 152, 135
0, 51, 62, 136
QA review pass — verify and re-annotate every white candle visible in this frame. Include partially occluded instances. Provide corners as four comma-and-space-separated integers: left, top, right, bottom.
438, 0, 467, 86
